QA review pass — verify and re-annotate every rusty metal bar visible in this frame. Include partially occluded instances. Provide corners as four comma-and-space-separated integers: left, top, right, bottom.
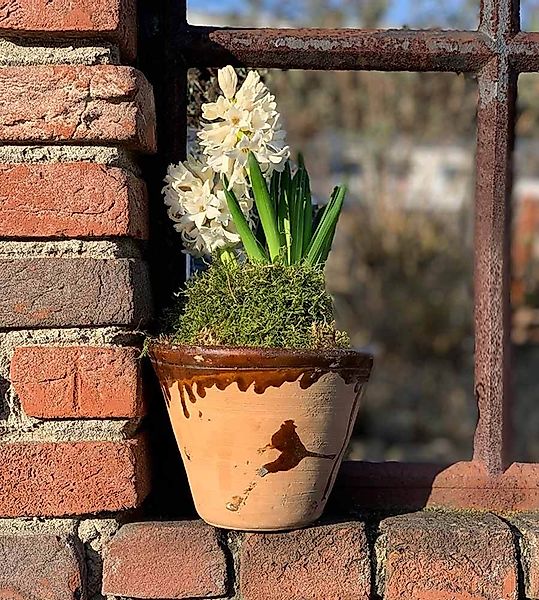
160, 1, 188, 163
509, 33, 539, 71
473, 56, 516, 474
139, 0, 189, 312
178, 26, 493, 72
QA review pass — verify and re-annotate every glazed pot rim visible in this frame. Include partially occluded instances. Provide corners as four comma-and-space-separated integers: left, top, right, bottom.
148, 340, 373, 373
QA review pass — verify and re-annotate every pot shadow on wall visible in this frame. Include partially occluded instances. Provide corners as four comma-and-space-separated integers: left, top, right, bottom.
142, 359, 197, 519
327, 461, 449, 518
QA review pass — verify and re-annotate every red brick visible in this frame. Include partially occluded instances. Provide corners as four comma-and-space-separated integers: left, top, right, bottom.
0, 533, 84, 600
11, 346, 143, 419
102, 521, 228, 598
510, 514, 539, 599
0, 66, 155, 152
240, 522, 370, 600
0, 437, 149, 516
0, 0, 136, 59
0, 531, 84, 599
0, 162, 148, 239
0, 258, 152, 328
379, 512, 518, 600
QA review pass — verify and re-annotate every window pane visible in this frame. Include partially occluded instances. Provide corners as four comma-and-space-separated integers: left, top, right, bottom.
293, 72, 478, 463
513, 73, 539, 461
187, 68, 477, 463
188, 0, 478, 29
521, 0, 539, 30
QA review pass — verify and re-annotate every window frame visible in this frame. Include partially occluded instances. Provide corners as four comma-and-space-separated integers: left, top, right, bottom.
148, 0, 539, 511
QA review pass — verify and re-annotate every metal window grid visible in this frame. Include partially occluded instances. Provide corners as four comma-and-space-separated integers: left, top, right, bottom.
146, 0, 539, 512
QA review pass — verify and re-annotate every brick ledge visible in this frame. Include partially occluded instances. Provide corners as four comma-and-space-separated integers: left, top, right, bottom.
100, 511, 539, 600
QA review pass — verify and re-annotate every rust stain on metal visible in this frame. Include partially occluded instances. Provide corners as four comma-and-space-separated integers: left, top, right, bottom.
480, 0, 519, 40
509, 33, 539, 71
474, 53, 515, 475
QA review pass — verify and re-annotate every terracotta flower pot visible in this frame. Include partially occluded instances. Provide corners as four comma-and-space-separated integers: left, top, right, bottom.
149, 343, 373, 531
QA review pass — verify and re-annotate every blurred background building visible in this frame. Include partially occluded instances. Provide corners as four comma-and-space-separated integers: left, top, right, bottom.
187, 0, 539, 463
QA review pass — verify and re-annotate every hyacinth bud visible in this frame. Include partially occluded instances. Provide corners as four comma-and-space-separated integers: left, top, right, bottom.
217, 65, 238, 99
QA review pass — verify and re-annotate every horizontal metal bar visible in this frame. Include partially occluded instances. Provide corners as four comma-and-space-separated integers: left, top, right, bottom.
509, 33, 539, 71
179, 26, 494, 72
331, 461, 539, 512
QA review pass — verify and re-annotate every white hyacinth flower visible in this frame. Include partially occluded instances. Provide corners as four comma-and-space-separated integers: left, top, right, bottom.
163, 154, 252, 257
199, 67, 290, 187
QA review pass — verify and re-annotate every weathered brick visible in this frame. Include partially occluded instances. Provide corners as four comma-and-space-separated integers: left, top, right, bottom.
0, 258, 152, 329
11, 346, 143, 419
0, 437, 149, 516
379, 512, 518, 600
510, 514, 539, 599
240, 522, 371, 600
103, 521, 228, 598
0, 66, 155, 152
0, 163, 148, 239
0, 531, 84, 599
0, 0, 137, 59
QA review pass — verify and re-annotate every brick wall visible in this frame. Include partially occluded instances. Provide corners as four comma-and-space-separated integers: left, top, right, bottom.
0, 0, 155, 597
99, 514, 539, 600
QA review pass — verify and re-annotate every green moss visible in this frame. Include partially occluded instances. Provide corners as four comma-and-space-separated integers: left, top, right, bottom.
162, 261, 350, 350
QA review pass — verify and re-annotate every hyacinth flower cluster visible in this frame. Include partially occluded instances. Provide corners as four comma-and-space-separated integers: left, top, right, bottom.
162, 66, 346, 267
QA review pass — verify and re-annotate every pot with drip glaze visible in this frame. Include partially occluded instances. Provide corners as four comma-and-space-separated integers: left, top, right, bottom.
149, 343, 373, 531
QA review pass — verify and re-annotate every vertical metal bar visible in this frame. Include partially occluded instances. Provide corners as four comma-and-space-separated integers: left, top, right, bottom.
138, 0, 188, 163
480, 0, 520, 39
473, 56, 516, 473
138, 0, 188, 309
137, 0, 195, 517
162, 0, 188, 164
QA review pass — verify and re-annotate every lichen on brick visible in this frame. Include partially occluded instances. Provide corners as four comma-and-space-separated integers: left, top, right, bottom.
0, 38, 118, 66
